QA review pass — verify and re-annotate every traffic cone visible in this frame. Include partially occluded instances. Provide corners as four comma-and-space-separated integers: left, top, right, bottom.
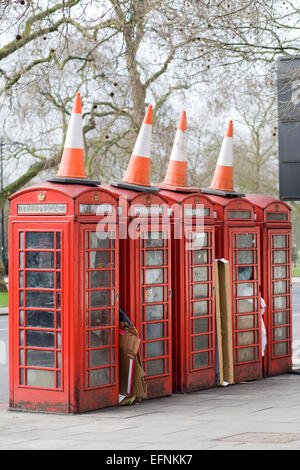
121, 105, 153, 187
162, 111, 188, 187
209, 119, 234, 192
49, 93, 99, 185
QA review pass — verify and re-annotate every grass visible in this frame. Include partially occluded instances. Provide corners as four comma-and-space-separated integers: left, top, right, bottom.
292, 265, 300, 277
0, 291, 8, 308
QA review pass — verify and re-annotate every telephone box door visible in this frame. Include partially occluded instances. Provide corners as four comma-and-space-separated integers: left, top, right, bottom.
9, 223, 70, 412
266, 229, 292, 375
185, 226, 215, 390
78, 223, 119, 411
229, 227, 262, 382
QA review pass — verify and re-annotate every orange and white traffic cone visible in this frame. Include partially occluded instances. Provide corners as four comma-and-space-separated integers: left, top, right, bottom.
56, 92, 87, 179
121, 105, 153, 187
162, 111, 188, 187
209, 119, 234, 192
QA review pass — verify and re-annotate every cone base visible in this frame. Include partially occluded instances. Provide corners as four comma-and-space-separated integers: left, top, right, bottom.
49, 176, 100, 187
158, 183, 201, 193
111, 180, 160, 193
201, 188, 245, 198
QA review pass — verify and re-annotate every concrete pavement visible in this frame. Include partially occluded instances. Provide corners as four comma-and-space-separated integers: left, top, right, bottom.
0, 374, 300, 450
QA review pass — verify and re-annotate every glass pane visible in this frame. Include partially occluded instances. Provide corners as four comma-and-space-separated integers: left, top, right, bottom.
19, 310, 24, 327
26, 350, 55, 367
146, 340, 164, 358
19, 232, 24, 249
145, 251, 164, 266
144, 286, 164, 303
20, 291, 24, 307
145, 304, 164, 321
238, 347, 255, 362
26, 271, 55, 289
274, 235, 286, 249
145, 232, 164, 248
236, 283, 254, 297
193, 266, 208, 281
193, 301, 209, 316
90, 349, 111, 367
190, 232, 208, 248
26, 291, 55, 309
274, 296, 287, 310
19, 271, 24, 288
273, 281, 287, 295
145, 268, 164, 284
237, 266, 253, 281
274, 251, 287, 264
90, 329, 110, 347
90, 232, 110, 249
26, 330, 55, 348
275, 311, 288, 325
237, 298, 254, 313
90, 368, 110, 386
91, 271, 110, 288
238, 331, 254, 346
26, 310, 55, 329
274, 266, 287, 279
275, 326, 288, 340
193, 317, 209, 333
90, 251, 110, 269
194, 351, 209, 368
26, 232, 54, 250
192, 283, 208, 299
91, 310, 111, 327
146, 359, 164, 376
237, 234, 254, 248
237, 250, 254, 265
56, 272, 61, 289
19, 252, 24, 269
237, 314, 255, 330
194, 335, 209, 351
26, 369, 55, 388
25, 252, 54, 269
90, 290, 111, 308
193, 251, 208, 266
56, 232, 61, 249
274, 342, 288, 356
146, 323, 164, 340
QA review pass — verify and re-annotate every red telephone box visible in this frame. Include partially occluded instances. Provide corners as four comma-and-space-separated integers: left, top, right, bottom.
102, 184, 173, 399
246, 194, 292, 376
9, 182, 119, 413
160, 190, 216, 392
204, 194, 262, 383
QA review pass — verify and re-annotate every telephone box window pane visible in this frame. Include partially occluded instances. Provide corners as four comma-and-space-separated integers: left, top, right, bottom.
237, 314, 255, 330
237, 266, 253, 281
26, 330, 55, 348
238, 347, 255, 362
145, 305, 164, 321
19, 232, 24, 249
90, 368, 110, 387
19, 252, 24, 269
190, 232, 207, 248
146, 323, 164, 340
90, 290, 110, 308
90, 349, 111, 367
275, 311, 288, 325
26, 350, 55, 368
20, 369, 24, 385
274, 296, 287, 310
274, 281, 288, 295
26, 369, 55, 388
26, 291, 55, 309
274, 251, 287, 264
194, 335, 209, 351
26, 310, 55, 329
91, 310, 111, 327
26, 252, 54, 269
91, 271, 110, 288
194, 352, 209, 368
144, 286, 164, 303
193, 318, 209, 334
145, 232, 164, 248
19, 271, 24, 288
90, 329, 110, 347
56, 232, 61, 249
193, 251, 208, 266
237, 250, 254, 265
90, 251, 110, 269
267, 213, 287, 221
274, 235, 287, 248
193, 266, 208, 282
237, 234, 254, 248
146, 359, 164, 376
26, 232, 54, 250
19, 291, 24, 307
19, 310, 24, 327
237, 283, 254, 297
274, 342, 288, 356
228, 211, 251, 219
56, 252, 61, 269
145, 251, 164, 266
26, 271, 55, 289
90, 232, 110, 249
193, 301, 208, 316
20, 330, 24, 346
237, 298, 254, 313
146, 340, 164, 358
238, 331, 254, 346
192, 283, 208, 299
145, 268, 164, 284
274, 266, 287, 279
275, 326, 288, 340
